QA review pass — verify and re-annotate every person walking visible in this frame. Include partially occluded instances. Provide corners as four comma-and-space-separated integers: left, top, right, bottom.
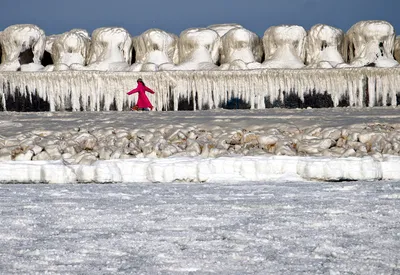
127, 78, 155, 111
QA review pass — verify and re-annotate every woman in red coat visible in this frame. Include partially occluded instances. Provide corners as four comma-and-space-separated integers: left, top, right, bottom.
127, 78, 155, 111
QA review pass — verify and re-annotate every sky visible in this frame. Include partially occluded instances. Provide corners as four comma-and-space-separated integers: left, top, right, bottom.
0, 0, 399, 37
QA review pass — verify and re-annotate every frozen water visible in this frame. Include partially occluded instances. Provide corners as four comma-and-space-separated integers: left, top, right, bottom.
0, 181, 399, 274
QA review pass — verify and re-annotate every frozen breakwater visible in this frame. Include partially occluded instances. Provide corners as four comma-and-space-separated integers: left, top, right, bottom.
1, 108, 400, 183
1, 67, 400, 112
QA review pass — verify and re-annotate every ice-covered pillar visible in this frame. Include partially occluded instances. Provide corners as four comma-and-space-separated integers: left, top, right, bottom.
218, 27, 263, 70
171, 27, 221, 70
86, 27, 133, 71
344, 20, 399, 67
262, 25, 306, 68
0, 24, 45, 71
306, 24, 345, 68
130, 28, 178, 72
51, 29, 91, 70
394, 35, 400, 62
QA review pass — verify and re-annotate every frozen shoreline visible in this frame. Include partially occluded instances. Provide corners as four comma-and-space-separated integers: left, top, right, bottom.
1, 108, 400, 183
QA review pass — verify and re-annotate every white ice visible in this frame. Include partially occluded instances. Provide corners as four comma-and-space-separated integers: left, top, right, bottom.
306, 24, 345, 68
130, 28, 178, 72
0, 180, 399, 274
344, 20, 399, 68
1, 108, 400, 184
166, 28, 220, 70
85, 27, 133, 71
50, 29, 91, 69
218, 27, 263, 70
261, 25, 307, 69
0, 24, 45, 71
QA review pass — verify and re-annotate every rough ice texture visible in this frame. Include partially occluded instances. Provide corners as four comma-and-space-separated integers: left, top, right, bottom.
306, 24, 345, 68
50, 29, 91, 69
0, 68, 399, 112
207, 23, 243, 37
44, 35, 59, 55
394, 35, 400, 62
218, 27, 263, 70
1, 155, 399, 184
168, 28, 221, 70
0, 24, 45, 71
130, 28, 178, 72
262, 25, 307, 69
86, 27, 133, 71
344, 20, 399, 68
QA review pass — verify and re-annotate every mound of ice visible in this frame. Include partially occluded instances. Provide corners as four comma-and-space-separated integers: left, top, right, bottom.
306, 24, 345, 68
165, 28, 220, 70
85, 27, 133, 71
50, 29, 91, 70
0, 24, 45, 71
218, 27, 263, 70
130, 28, 178, 72
262, 25, 306, 69
344, 20, 399, 68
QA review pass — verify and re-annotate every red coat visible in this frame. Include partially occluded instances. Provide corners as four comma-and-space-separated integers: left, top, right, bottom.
127, 82, 155, 109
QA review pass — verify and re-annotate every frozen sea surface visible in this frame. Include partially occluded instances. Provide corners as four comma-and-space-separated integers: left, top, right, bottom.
0, 181, 399, 274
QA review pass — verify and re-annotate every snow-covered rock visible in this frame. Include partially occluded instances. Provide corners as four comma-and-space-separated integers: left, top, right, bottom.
262, 25, 306, 68
130, 28, 178, 72
344, 20, 399, 68
86, 27, 133, 71
0, 24, 45, 71
306, 24, 345, 68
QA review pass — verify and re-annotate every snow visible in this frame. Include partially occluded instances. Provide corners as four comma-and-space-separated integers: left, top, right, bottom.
0, 181, 399, 273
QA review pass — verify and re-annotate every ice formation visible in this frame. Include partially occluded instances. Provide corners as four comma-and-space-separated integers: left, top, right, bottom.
130, 29, 178, 72
0, 24, 45, 71
0, 21, 399, 111
394, 35, 400, 62
207, 23, 243, 37
1, 67, 399, 112
218, 27, 263, 70
344, 20, 399, 68
86, 27, 133, 71
262, 25, 307, 69
306, 24, 345, 68
49, 29, 91, 70
168, 28, 221, 70
1, 155, 400, 183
